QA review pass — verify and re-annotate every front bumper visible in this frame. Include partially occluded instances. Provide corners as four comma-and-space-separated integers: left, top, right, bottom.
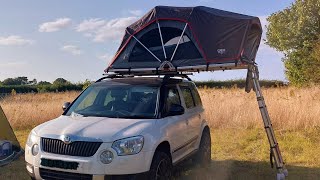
27, 166, 148, 180
25, 142, 154, 179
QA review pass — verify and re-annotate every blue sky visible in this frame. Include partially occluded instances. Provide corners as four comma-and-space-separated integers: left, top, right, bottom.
0, 0, 294, 83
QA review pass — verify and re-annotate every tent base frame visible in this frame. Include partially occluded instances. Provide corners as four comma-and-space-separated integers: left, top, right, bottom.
107, 62, 248, 74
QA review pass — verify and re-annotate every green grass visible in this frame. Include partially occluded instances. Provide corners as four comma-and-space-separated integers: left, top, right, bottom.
1, 128, 320, 179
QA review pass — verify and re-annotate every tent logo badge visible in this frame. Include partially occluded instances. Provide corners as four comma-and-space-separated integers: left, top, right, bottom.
217, 48, 226, 55
61, 135, 72, 145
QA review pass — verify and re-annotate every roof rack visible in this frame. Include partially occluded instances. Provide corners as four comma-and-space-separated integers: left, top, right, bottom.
96, 71, 193, 83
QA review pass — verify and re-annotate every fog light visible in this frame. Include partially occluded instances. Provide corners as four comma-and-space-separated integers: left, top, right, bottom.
31, 144, 39, 156
100, 150, 113, 164
26, 163, 34, 174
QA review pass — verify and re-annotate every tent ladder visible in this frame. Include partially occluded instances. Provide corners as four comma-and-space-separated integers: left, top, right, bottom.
249, 65, 288, 180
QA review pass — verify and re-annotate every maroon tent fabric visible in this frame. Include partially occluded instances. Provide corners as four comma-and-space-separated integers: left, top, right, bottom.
106, 6, 262, 72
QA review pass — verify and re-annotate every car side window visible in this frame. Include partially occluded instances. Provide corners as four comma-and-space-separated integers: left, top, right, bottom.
180, 86, 195, 109
166, 88, 181, 109
190, 84, 202, 107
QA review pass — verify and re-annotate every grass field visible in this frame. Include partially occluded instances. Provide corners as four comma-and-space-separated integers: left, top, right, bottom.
0, 86, 320, 179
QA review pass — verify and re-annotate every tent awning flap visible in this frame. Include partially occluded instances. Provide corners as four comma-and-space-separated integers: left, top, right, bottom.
107, 6, 262, 73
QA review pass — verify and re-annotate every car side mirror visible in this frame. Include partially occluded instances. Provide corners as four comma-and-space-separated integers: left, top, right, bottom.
168, 104, 185, 116
62, 102, 71, 111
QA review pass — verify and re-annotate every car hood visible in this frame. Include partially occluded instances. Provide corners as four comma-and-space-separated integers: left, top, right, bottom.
33, 115, 155, 142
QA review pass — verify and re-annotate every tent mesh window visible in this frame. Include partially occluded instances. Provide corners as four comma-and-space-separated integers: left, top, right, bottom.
129, 25, 202, 63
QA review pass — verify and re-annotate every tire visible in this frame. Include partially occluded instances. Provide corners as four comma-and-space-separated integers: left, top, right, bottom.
194, 128, 211, 167
148, 151, 172, 180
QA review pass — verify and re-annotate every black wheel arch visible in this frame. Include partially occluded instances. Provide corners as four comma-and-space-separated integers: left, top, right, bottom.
154, 141, 172, 161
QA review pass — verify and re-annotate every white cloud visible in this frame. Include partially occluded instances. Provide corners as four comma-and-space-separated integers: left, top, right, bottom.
39, 18, 72, 32
129, 10, 143, 16
0, 61, 27, 68
61, 45, 82, 55
76, 16, 138, 42
98, 53, 114, 63
94, 16, 138, 42
76, 18, 106, 32
0, 35, 34, 46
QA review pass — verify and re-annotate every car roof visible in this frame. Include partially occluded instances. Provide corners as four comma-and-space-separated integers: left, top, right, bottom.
93, 76, 191, 87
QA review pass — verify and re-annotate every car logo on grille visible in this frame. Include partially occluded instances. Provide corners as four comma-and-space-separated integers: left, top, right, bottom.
61, 135, 72, 145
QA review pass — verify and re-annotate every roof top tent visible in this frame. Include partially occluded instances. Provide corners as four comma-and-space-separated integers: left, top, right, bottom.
106, 6, 262, 74
0, 105, 23, 167
105, 6, 288, 179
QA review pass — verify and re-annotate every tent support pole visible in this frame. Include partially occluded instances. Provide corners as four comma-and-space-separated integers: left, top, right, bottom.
170, 23, 188, 61
157, 21, 167, 60
249, 65, 288, 180
129, 31, 162, 62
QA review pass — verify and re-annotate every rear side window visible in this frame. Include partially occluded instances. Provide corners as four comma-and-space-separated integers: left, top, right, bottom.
180, 86, 195, 109
167, 88, 181, 106
165, 88, 181, 112
190, 84, 202, 106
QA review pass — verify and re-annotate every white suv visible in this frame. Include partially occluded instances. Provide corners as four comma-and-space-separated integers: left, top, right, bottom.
25, 75, 211, 180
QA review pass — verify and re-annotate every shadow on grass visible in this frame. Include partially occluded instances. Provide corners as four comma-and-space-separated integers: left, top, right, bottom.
1, 158, 320, 180
174, 159, 320, 180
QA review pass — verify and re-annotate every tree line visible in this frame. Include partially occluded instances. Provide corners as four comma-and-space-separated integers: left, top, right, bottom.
0, 76, 286, 95
0, 77, 91, 94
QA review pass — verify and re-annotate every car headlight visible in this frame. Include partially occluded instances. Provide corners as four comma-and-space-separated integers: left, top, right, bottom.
26, 130, 38, 147
100, 150, 114, 164
112, 136, 144, 156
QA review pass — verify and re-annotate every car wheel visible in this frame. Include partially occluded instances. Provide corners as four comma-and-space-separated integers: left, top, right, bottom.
194, 128, 211, 167
148, 151, 172, 180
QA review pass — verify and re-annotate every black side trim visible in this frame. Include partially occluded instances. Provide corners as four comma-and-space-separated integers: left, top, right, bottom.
172, 135, 198, 154
173, 149, 198, 166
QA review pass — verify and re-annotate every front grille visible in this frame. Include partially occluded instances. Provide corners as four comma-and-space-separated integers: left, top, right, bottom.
41, 137, 102, 157
40, 168, 92, 180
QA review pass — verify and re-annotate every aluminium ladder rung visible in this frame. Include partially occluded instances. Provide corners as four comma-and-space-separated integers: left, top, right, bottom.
250, 65, 288, 179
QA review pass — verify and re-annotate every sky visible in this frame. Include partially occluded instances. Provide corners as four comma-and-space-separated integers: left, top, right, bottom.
0, 0, 294, 83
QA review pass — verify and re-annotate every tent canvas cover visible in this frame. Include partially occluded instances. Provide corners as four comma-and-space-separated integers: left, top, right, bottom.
0, 105, 22, 166
106, 6, 262, 73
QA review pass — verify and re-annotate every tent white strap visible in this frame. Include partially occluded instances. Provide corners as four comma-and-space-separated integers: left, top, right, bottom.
157, 21, 167, 60
170, 23, 188, 61
131, 34, 162, 63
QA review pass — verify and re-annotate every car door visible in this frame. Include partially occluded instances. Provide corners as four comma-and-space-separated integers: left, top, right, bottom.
189, 83, 204, 147
163, 85, 190, 162
178, 84, 200, 152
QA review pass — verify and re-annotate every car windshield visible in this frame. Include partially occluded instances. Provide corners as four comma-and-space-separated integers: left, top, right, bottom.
65, 84, 159, 119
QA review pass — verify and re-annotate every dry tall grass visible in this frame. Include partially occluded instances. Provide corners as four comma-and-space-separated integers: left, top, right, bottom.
0, 92, 79, 130
199, 86, 320, 130
0, 87, 319, 130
